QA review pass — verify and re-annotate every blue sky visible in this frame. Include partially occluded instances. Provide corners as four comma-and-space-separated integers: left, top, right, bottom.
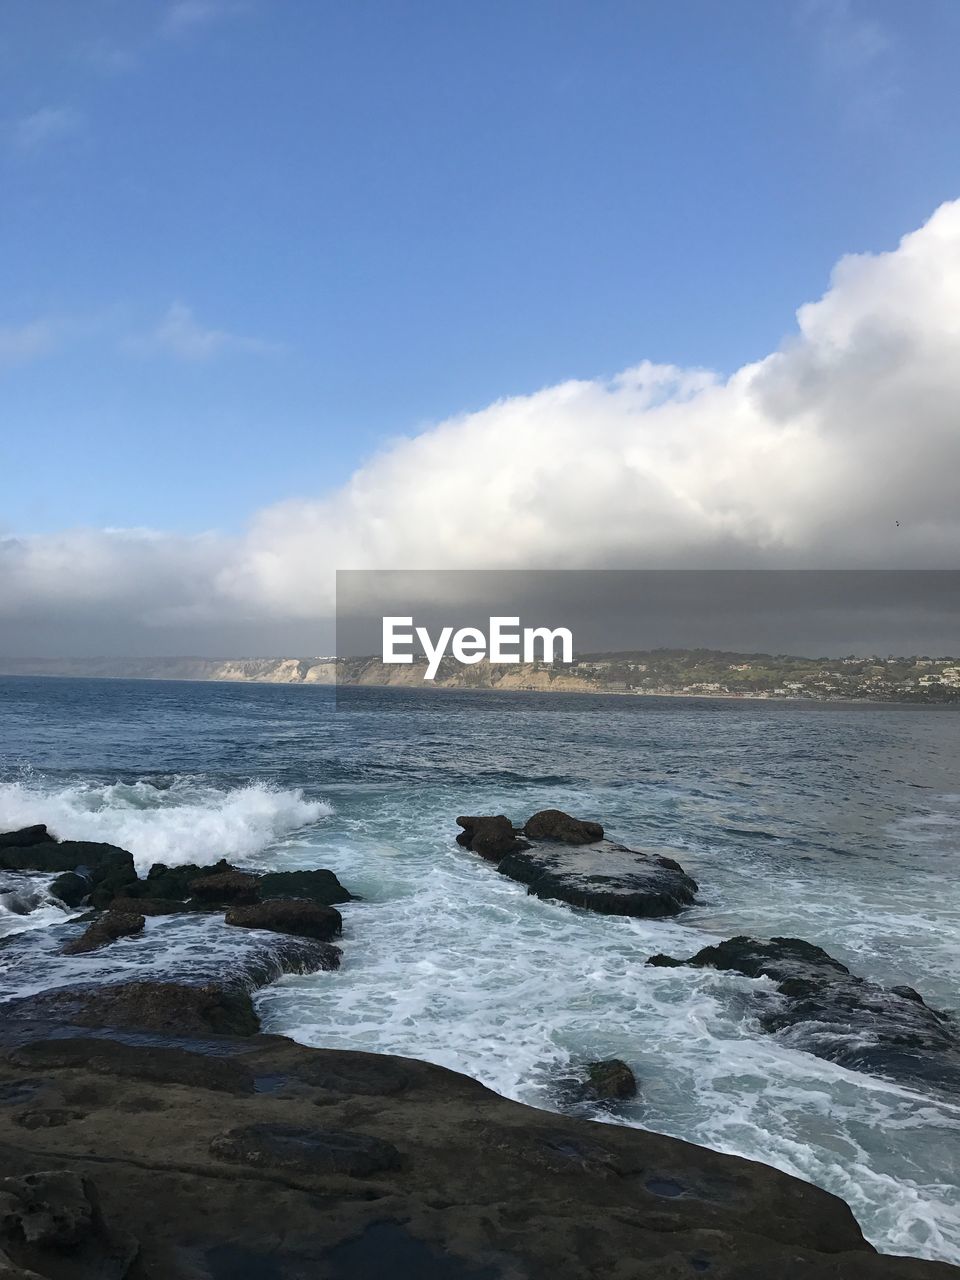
2, 0, 959, 541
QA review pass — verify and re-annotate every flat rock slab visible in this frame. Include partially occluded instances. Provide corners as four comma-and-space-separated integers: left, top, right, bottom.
10, 1038, 256, 1095
0, 1026, 955, 1278
210, 1122, 404, 1177
497, 839, 698, 918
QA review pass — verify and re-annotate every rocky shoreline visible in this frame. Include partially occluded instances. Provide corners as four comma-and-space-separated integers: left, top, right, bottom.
2, 818, 958, 1278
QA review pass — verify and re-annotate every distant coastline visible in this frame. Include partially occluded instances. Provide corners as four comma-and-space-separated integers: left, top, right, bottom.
2, 650, 959, 703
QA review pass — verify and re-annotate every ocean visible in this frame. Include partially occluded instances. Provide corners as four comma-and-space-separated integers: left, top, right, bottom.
1, 675, 958, 1263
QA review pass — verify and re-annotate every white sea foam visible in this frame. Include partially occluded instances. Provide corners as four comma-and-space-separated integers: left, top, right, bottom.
0, 872, 74, 939
0, 776, 331, 872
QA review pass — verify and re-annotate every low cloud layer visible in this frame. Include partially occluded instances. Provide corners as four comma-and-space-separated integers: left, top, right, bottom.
3, 200, 960, 653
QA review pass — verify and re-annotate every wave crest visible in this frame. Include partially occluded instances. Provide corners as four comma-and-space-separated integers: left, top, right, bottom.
0, 776, 331, 872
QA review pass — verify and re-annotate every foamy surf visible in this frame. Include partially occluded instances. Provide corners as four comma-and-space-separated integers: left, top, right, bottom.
0, 776, 332, 873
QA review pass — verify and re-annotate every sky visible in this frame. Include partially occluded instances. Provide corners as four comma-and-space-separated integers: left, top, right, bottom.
2, 0, 960, 655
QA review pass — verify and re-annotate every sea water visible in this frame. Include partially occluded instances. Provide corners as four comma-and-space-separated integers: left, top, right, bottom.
0, 676, 958, 1262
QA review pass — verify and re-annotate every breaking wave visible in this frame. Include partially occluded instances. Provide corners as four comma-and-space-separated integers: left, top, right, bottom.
0, 775, 332, 873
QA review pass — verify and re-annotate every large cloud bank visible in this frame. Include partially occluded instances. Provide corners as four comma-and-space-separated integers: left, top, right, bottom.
3, 200, 960, 639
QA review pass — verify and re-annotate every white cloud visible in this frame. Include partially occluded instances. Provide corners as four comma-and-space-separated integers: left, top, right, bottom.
127, 303, 279, 362
9, 106, 85, 152
0, 320, 56, 367
4, 200, 960, 637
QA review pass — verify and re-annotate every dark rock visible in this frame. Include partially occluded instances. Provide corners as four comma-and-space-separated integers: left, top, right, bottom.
585, 1058, 637, 1100
62, 911, 145, 956
225, 899, 342, 942
0, 981, 261, 1037
522, 809, 604, 844
10, 1040, 255, 1095
497, 840, 698, 918
455, 815, 529, 860
97, 858, 237, 910
210, 1122, 404, 1177
0, 1032, 953, 1278
0, 1171, 137, 1280
0, 826, 49, 851
647, 936, 960, 1095
257, 869, 353, 906
0, 841, 135, 896
188, 871, 260, 905
49, 871, 91, 908
108, 896, 187, 916
14, 1108, 83, 1130
290, 1051, 411, 1097
558, 1058, 638, 1107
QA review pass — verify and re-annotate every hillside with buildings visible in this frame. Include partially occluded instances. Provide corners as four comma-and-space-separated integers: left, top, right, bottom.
1, 650, 959, 701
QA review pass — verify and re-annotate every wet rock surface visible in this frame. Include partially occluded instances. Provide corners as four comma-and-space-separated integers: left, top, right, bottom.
0, 826, 51, 851
455, 815, 529, 860
557, 1058, 639, 1108
0, 981, 262, 1038
257, 868, 353, 906
225, 899, 343, 942
498, 840, 698, 917
0, 831, 353, 921
522, 809, 604, 844
61, 911, 145, 956
210, 1121, 404, 1177
647, 936, 960, 1095
0, 839, 136, 899
0, 1004, 955, 1279
188, 871, 261, 905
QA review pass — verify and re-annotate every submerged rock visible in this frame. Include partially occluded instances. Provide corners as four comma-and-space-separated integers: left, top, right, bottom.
225, 899, 343, 942
62, 911, 145, 956
522, 809, 604, 844
648, 936, 960, 1095
559, 1058, 638, 1107
455, 815, 529, 860
584, 1057, 637, 1100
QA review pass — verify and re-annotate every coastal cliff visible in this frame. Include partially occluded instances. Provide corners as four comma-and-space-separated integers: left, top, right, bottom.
2, 651, 959, 700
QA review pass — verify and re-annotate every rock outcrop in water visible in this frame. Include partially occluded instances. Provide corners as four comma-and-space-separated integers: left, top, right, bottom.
522, 809, 604, 844
0, 831, 137, 905
1, 985, 956, 1279
456, 814, 529, 859
224, 899, 343, 941
61, 910, 145, 956
648, 936, 960, 1096
0, 828, 354, 918
457, 811, 698, 918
